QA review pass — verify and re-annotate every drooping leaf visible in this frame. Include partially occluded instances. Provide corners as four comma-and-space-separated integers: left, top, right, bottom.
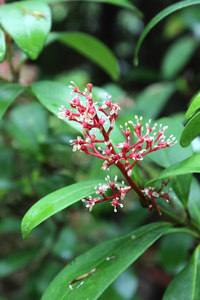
134, 0, 200, 65
38, 0, 143, 17
162, 245, 200, 300
180, 111, 200, 147
0, 83, 25, 119
0, 28, 5, 62
47, 32, 119, 80
42, 222, 171, 300
161, 36, 198, 79
146, 153, 200, 186
185, 91, 200, 119
0, 1, 51, 59
21, 180, 102, 239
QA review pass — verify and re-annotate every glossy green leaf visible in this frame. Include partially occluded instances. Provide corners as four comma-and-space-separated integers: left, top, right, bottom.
180, 111, 200, 147
161, 36, 198, 79
0, 1, 51, 59
48, 32, 119, 80
185, 91, 200, 119
42, 222, 171, 300
38, 0, 143, 17
0, 83, 25, 119
21, 180, 102, 239
146, 153, 200, 186
0, 250, 38, 279
162, 245, 200, 300
134, 0, 200, 65
0, 28, 5, 62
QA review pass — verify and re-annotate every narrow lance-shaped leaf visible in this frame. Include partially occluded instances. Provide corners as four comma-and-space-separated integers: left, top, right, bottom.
134, 0, 200, 65
146, 153, 200, 187
47, 32, 119, 80
42, 222, 171, 300
162, 244, 200, 300
21, 180, 103, 239
0, 83, 25, 119
0, 28, 6, 62
0, 1, 51, 59
180, 111, 200, 147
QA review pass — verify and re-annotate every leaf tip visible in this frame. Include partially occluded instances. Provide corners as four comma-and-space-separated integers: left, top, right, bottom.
134, 56, 139, 67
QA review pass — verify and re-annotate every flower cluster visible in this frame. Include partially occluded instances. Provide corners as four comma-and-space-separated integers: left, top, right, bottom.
58, 82, 177, 178
58, 82, 177, 213
142, 179, 175, 215
81, 176, 131, 212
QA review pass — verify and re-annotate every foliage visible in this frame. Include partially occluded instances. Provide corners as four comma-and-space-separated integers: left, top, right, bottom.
1, 0, 200, 299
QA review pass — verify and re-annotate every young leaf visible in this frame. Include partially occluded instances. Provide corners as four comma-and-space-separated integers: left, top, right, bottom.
0, 28, 6, 63
0, 1, 51, 60
180, 111, 200, 147
162, 244, 200, 300
21, 180, 102, 239
47, 32, 119, 80
41, 0, 143, 17
0, 83, 25, 119
185, 91, 200, 119
146, 153, 200, 186
161, 36, 198, 79
134, 0, 200, 65
42, 222, 171, 300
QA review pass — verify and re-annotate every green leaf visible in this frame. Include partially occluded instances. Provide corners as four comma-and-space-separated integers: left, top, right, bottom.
134, 0, 200, 65
146, 153, 200, 186
42, 222, 171, 300
21, 180, 102, 239
133, 82, 176, 119
0, 250, 38, 279
47, 32, 119, 80
180, 111, 200, 147
6, 102, 48, 150
158, 232, 194, 274
162, 245, 200, 300
0, 1, 51, 59
188, 177, 200, 228
0, 83, 25, 119
0, 28, 5, 62
38, 0, 143, 17
161, 36, 198, 79
185, 91, 200, 119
